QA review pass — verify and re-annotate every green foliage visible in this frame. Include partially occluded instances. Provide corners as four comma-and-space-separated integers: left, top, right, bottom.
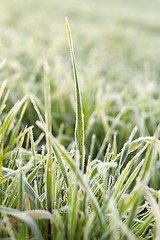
1, 0, 160, 239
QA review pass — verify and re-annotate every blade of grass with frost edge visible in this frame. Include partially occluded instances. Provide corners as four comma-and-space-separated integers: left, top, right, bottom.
44, 61, 52, 213
89, 134, 96, 162
30, 128, 40, 195
117, 126, 137, 177
5, 101, 28, 153
120, 159, 145, 199
69, 184, 78, 240
52, 158, 56, 209
66, 17, 85, 172
19, 167, 24, 211
52, 144, 69, 187
11, 125, 28, 169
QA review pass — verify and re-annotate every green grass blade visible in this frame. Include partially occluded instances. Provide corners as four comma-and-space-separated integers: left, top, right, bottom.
118, 127, 138, 176
30, 95, 45, 127
19, 167, 24, 211
5, 101, 28, 152
44, 61, 52, 213
65, 17, 85, 171
114, 160, 133, 199
120, 159, 145, 196
141, 145, 154, 181
11, 125, 28, 169
52, 158, 56, 209
69, 184, 78, 240
27, 163, 41, 184
52, 144, 69, 187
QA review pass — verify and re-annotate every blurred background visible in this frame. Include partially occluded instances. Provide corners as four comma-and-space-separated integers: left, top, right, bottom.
0, 0, 160, 156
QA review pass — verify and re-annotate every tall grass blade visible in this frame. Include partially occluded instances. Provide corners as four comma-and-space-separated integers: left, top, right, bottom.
65, 17, 85, 171
69, 184, 78, 240
44, 61, 52, 214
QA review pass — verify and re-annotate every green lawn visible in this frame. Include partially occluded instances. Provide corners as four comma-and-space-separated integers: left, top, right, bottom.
1, 0, 160, 239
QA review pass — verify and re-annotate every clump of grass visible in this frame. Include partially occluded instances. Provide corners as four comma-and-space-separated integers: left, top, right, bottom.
0, 19, 160, 240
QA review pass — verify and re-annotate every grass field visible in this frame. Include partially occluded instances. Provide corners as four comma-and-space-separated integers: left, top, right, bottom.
1, 0, 160, 239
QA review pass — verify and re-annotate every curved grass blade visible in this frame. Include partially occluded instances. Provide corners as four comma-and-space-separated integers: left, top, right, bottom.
0, 206, 43, 240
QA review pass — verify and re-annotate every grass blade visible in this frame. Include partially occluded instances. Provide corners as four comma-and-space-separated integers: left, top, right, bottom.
44, 61, 52, 213
66, 17, 85, 171
52, 143, 69, 187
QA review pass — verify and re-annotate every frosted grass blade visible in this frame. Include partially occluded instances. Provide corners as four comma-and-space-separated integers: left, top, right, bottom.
52, 144, 69, 187
44, 61, 52, 213
65, 17, 85, 171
